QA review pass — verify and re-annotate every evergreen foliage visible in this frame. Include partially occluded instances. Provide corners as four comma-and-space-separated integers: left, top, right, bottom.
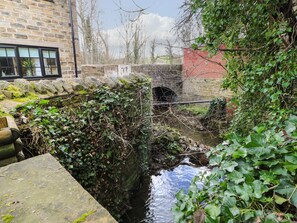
191, 0, 297, 133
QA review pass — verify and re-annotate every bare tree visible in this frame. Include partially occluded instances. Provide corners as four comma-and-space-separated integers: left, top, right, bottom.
175, 0, 204, 47
150, 38, 157, 64
165, 39, 174, 64
76, 0, 112, 64
118, 9, 146, 64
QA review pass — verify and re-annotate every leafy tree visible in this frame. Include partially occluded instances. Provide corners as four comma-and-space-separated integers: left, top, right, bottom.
190, 0, 297, 134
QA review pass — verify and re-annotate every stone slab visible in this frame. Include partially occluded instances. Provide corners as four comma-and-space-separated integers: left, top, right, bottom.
0, 154, 117, 223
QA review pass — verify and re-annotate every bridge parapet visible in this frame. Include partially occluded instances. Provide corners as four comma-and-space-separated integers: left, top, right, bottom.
81, 64, 183, 100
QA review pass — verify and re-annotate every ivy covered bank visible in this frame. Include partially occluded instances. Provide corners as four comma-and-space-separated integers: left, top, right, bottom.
15, 74, 152, 219
173, 0, 297, 222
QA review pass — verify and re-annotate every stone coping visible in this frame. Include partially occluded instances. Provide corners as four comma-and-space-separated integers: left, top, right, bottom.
0, 154, 117, 223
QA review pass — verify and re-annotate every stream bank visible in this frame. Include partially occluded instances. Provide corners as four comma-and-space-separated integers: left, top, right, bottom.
121, 103, 225, 222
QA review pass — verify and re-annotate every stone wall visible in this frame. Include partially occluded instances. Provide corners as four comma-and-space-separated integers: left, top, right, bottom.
182, 77, 232, 100
0, 154, 116, 223
81, 64, 183, 98
0, 0, 80, 78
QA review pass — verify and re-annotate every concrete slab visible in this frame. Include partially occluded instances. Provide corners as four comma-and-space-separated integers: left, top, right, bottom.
0, 154, 117, 223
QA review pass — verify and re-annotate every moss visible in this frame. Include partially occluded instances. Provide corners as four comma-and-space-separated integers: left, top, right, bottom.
72, 210, 95, 223
0, 94, 5, 101
1, 214, 14, 223
6, 85, 23, 98
12, 92, 39, 102
77, 90, 88, 95
0, 107, 11, 117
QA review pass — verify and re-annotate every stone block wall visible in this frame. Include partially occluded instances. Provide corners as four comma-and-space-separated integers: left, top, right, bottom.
0, 0, 80, 78
182, 77, 232, 100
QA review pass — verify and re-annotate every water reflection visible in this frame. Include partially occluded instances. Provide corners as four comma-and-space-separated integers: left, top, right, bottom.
122, 159, 209, 223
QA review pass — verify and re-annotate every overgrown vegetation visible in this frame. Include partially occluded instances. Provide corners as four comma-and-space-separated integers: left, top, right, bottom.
174, 116, 297, 222
174, 1, 297, 222
151, 124, 185, 172
176, 104, 209, 117
16, 76, 152, 219
191, 0, 296, 134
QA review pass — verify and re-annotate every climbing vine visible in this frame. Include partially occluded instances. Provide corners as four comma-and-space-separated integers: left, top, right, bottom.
190, 0, 297, 134
16, 76, 152, 219
173, 116, 297, 222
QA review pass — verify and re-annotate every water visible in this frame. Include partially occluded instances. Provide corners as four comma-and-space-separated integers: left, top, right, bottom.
121, 159, 209, 223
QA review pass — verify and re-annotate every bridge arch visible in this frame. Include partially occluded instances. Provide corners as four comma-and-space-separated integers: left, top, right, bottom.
152, 87, 177, 102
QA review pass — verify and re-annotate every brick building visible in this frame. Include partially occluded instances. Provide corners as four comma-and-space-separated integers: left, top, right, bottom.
0, 0, 80, 80
182, 48, 231, 100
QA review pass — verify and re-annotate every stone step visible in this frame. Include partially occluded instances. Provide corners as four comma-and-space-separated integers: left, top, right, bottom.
0, 154, 117, 223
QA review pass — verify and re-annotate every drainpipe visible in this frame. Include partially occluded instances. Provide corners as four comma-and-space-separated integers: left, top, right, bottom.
68, 0, 78, 78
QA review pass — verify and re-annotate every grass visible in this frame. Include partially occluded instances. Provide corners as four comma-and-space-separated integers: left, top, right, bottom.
176, 104, 209, 116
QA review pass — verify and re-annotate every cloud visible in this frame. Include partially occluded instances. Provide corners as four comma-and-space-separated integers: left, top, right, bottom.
102, 13, 181, 57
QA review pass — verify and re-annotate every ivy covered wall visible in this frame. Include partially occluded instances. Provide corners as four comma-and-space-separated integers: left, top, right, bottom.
16, 74, 152, 218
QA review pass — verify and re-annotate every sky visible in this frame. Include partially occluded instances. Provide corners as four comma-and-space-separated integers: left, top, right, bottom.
99, 0, 182, 29
97, 0, 183, 58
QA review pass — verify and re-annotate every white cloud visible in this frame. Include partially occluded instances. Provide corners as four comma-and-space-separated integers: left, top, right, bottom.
102, 13, 181, 58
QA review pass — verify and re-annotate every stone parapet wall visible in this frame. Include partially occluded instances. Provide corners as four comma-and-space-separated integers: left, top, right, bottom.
0, 0, 80, 78
81, 64, 183, 98
182, 77, 232, 100
0, 77, 109, 100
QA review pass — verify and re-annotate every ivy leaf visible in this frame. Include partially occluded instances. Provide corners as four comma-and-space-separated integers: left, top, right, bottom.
274, 194, 287, 205
205, 204, 221, 219
275, 183, 297, 208
253, 180, 264, 199
229, 207, 240, 216
232, 147, 247, 159
222, 196, 236, 208
228, 170, 244, 184
245, 134, 266, 148
285, 121, 296, 133
221, 161, 238, 172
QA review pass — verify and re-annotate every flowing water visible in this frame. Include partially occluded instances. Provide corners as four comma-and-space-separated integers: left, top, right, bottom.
121, 159, 209, 223
121, 117, 221, 223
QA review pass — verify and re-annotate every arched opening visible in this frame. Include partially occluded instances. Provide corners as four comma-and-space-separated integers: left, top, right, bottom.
153, 87, 177, 102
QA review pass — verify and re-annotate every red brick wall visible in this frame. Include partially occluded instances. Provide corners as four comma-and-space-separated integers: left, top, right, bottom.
183, 48, 226, 78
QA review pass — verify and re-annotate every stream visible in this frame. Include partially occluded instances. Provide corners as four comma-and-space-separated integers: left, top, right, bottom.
122, 159, 208, 223
121, 128, 221, 223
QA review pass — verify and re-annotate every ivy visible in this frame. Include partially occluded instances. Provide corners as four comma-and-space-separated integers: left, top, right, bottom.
190, 0, 297, 134
173, 116, 297, 222
16, 76, 152, 219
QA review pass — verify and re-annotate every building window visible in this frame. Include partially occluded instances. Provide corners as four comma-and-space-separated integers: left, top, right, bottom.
19, 48, 42, 77
0, 45, 61, 80
42, 50, 59, 76
0, 47, 19, 78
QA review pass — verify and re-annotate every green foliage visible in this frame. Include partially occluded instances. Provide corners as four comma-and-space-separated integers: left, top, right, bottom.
1, 214, 14, 223
173, 116, 297, 222
204, 98, 226, 120
72, 210, 95, 223
17, 76, 152, 218
190, 0, 297, 134
150, 124, 186, 170
176, 104, 209, 117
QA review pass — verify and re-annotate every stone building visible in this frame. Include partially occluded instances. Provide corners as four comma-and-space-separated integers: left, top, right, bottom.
182, 48, 231, 100
0, 0, 80, 80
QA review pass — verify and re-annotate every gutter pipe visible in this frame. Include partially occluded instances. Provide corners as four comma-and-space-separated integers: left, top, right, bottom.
68, 0, 78, 78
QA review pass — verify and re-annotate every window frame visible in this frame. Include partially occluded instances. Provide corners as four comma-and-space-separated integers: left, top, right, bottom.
0, 44, 62, 80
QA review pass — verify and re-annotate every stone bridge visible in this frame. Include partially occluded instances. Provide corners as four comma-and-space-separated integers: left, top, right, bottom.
81, 64, 183, 102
